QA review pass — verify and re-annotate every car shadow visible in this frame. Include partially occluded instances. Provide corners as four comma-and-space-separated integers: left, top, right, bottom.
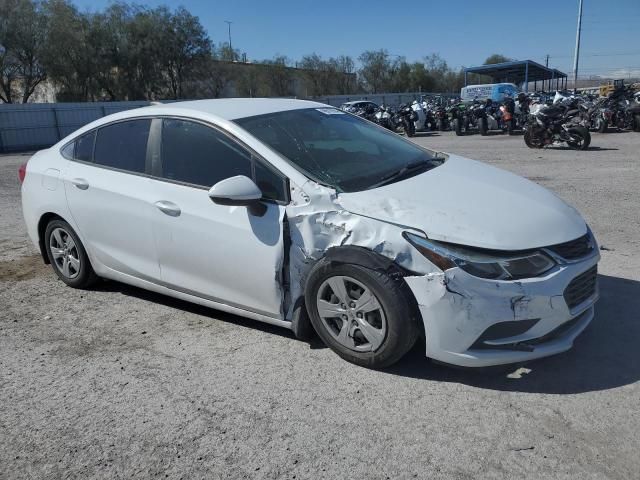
93, 280, 300, 342
384, 274, 640, 394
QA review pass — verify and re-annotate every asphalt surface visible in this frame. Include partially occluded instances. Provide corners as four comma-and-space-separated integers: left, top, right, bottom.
1, 131, 639, 479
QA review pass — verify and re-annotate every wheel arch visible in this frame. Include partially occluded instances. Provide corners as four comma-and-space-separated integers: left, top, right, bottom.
292, 245, 424, 341
37, 212, 65, 264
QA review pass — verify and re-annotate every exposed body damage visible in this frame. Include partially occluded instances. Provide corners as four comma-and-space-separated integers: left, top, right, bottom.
404, 248, 599, 367
283, 169, 600, 368
283, 179, 438, 319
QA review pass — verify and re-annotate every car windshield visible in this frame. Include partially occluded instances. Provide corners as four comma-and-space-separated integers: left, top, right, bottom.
234, 108, 443, 192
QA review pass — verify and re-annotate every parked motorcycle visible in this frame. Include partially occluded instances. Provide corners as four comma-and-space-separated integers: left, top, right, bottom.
524, 99, 591, 150
393, 103, 418, 137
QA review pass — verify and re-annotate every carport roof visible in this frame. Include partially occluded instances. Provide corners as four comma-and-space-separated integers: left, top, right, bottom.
464, 60, 567, 84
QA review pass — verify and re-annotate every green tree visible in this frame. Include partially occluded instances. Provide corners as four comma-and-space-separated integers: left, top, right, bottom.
484, 54, 513, 65
0, 0, 47, 103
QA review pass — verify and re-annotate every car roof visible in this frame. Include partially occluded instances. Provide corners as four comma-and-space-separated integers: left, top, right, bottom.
156, 98, 329, 120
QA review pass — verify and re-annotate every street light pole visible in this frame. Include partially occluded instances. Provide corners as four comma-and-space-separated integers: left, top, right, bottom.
224, 20, 233, 54
572, 0, 583, 91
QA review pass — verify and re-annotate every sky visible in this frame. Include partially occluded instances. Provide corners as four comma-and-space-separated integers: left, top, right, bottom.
70, 0, 640, 79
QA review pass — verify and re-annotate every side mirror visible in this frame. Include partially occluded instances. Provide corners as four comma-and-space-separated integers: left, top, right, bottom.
208, 175, 266, 216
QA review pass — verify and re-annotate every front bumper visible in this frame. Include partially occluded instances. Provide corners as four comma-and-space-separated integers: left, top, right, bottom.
404, 252, 599, 367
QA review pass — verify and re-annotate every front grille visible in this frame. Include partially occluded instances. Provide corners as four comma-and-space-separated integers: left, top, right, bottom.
564, 266, 598, 309
547, 233, 593, 260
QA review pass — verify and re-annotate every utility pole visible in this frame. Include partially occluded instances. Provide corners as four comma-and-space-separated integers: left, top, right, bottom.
224, 20, 233, 58
572, 0, 583, 91
545, 54, 549, 67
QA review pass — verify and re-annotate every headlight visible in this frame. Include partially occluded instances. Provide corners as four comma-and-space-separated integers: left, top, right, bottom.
403, 232, 555, 280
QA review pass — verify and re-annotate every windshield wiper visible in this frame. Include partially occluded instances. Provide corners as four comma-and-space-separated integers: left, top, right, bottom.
367, 159, 434, 189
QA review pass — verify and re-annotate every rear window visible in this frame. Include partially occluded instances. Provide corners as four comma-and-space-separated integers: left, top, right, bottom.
94, 119, 151, 173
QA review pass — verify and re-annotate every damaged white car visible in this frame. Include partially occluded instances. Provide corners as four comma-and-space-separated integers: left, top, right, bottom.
20, 99, 600, 369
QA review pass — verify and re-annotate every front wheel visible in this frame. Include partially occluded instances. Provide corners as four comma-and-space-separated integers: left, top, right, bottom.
566, 127, 591, 150
479, 117, 488, 136
454, 118, 464, 136
634, 114, 640, 132
305, 261, 420, 369
44, 219, 98, 288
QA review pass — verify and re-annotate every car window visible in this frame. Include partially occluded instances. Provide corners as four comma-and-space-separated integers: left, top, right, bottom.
75, 131, 95, 162
161, 119, 252, 188
60, 142, 74, 160
254, 160, 287, 202
94, 120, 150, 173
235, 108, 441, 192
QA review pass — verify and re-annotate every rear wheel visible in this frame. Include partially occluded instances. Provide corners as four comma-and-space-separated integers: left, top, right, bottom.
523, 128, 544, 148
566, 127, 591, 150
634, 114, 640, 132
44, 219, 98, 288
305, 261, 420, 369
597, 118, 608, 133
479, 117, 488, 136
507, 118, 515, 135
404, 120, 415, 137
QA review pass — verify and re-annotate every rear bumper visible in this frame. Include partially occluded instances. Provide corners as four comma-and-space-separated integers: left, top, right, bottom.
404, 253, 599, 368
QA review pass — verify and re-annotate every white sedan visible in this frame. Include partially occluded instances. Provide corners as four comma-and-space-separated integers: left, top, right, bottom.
20, 99, 599, 368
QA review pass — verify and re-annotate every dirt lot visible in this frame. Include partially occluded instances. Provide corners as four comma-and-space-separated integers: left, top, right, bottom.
1, 131, 639, 479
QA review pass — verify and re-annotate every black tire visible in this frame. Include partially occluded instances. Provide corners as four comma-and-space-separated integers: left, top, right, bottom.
479, 117, 488, 136
507, 118, 515, 135
523, 128, 543, 149
454, 117, 464, 136
566, 127, 590, 150
305, 261, 420, 369
437, 119, 444, 131
404, 121, 415, 137
597, 119, 608, 133
44, 219, 98, 288
634, 115, 640, 132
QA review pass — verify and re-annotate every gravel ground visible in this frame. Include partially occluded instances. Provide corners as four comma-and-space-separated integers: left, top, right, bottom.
1, 131, 639, 480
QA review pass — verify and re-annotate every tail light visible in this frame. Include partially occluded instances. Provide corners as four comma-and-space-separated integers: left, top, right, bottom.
18, 162, 27, 183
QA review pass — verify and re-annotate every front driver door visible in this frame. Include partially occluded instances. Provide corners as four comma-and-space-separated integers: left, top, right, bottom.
149, 118, 288, 319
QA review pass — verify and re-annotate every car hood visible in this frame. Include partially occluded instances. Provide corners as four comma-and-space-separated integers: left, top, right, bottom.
337, 154, 587, 251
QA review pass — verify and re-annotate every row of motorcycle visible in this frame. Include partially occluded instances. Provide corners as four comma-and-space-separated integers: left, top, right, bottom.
344, 86, 640, 150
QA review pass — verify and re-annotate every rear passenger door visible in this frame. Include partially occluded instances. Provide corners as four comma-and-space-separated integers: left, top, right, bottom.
148, 118, 288, 319
63, 119, 161, 282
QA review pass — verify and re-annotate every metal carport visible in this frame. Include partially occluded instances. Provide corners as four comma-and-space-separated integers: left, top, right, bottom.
464, 60, 568, 92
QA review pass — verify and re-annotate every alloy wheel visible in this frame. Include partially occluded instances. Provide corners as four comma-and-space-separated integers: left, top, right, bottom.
315, 275, 387, 352
49, 227, 81, 279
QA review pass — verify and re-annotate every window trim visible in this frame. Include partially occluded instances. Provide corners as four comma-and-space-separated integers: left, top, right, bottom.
59, 114, 291, 205
59, 116, 154, 180
151, 115, 290, 205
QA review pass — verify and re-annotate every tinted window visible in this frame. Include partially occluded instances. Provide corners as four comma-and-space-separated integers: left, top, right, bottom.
61, 142, 74, 160
254, 160, 287, 202
94, 120, 150, 173
75, 131, 95, 162
161, 119, 252, 187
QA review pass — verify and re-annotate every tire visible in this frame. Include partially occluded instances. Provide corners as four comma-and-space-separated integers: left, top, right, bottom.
566, 127, 590, 150
405, 121, 415, 137
479, 117, 488, 136
507, 119, 515, 135
634, 115, 640, 132
305, 261, 420, 369
44, 219, 98, 288
437, 119, 444, 131
454, 118, 464, 136
597, 119, 608, 133
523, 128, 543, 149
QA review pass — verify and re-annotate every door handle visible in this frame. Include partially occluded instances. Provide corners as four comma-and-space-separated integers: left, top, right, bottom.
71, 178, 89, 190
155, 200, 181, 217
